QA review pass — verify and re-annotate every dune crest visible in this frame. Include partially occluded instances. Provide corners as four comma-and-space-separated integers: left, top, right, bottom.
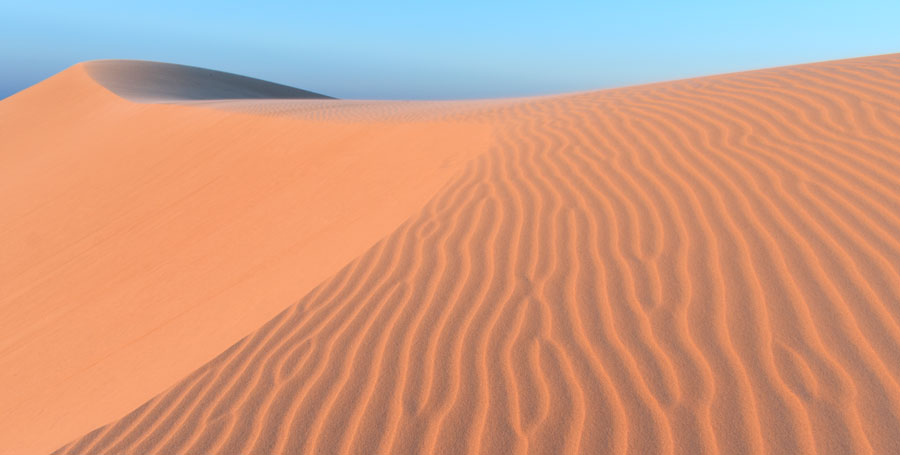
83, 60, 333, 102
4, 54, 900, 454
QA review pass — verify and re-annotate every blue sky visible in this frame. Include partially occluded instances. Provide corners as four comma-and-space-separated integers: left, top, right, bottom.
1, 1, 899, 100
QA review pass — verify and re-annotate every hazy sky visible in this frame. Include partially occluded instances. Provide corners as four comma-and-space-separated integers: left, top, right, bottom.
2, 1, 899, 100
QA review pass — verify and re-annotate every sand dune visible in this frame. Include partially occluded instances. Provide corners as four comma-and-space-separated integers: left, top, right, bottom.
84, 60, 332, 102
4, 54, 900, 454
0, 61, 491, 455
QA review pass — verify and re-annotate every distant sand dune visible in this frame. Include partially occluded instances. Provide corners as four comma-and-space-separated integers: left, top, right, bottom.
4, 55, 900, 454
84, 60, 333, 101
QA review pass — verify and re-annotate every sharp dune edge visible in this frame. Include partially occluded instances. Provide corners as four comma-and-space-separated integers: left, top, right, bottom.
0, 61, 494, 455
84, 60, 333, 101
0, 55, 899, 454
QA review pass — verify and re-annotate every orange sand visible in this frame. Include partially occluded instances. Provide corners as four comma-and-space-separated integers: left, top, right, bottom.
3, 54, 900, 454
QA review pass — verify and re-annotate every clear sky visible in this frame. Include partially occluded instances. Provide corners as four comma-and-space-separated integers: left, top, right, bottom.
1, 1, 899, 100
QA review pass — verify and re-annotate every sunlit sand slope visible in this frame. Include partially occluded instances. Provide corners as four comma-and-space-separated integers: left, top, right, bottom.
0, 62, 492, 455
11, 53, 900, 455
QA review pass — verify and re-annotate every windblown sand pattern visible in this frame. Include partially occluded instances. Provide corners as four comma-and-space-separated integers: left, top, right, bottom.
4, 54, 900, 454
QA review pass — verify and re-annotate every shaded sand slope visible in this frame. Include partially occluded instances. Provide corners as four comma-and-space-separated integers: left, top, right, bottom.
84, 60, 332, 102
49, 53, 900, 455
0, 62, 492, 455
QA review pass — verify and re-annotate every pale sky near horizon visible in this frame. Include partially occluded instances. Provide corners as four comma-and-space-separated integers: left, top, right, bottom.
1, 1, 899, 100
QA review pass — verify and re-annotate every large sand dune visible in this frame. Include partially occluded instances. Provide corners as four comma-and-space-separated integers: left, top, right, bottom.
3, 55, 900, 454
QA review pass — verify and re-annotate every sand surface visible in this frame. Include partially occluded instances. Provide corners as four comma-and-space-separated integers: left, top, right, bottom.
3, 54, 900, 454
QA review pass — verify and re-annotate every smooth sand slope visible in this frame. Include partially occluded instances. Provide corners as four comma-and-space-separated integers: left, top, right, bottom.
0, 61, 492, 455
3, 54, 900, 454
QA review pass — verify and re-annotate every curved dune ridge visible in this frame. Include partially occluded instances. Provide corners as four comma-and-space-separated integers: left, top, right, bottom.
0, 60, 492, 455
1, 54, 900, 454
83, 60, 333, 102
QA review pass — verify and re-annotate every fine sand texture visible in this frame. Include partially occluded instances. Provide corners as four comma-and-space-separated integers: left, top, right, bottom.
0, 61, 492, 455
3, 54, 900, 454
